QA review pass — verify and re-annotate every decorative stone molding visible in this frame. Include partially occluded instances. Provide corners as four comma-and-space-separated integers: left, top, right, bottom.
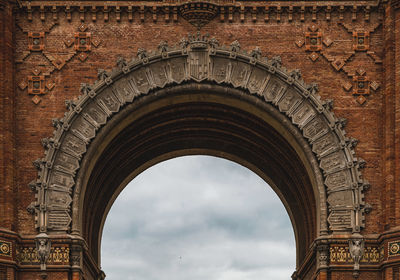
29, 33, 370, 236
179, 1, 219, 29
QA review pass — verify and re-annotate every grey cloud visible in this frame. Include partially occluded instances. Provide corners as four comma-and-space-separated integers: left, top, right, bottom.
102, 156, 295, 280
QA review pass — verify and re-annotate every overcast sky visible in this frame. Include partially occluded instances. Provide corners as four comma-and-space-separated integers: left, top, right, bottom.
101, 156, 295, 280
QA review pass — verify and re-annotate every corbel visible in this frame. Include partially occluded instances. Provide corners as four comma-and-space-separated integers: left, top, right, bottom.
228, 6, 233, 22
300, 6, 305, 22
364, 6, 370, 21
140, 6, 145, 22
252, 6, 257, 22
91, 6, 97, 21
116, 6, 121, 22
220, 7, 225, 22
40, 5, 45, 21
103, 5, 109, 22
352, 5, 357, 21
325, 6, 331, 21
128, 6, 133, 21
276, 5, 281, 22
312, 6, 317, 21
264, 6, 269, 22
52, 6, 57, 21
173, 7, 178, 22
240, 5, 245, 22
164, 7, 170, 22
288, 6, 293, 22
65, 5, 72, 21
339, 5, 345, 21
152, 6, 157, 22
27, 3, 32, 21
79, 5, 85, 22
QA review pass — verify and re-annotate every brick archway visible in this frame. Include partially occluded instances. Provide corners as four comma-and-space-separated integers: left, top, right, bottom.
29, 34, 369, 279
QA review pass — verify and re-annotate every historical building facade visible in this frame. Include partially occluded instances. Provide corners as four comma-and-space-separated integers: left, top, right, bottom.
0, 0, 399, 279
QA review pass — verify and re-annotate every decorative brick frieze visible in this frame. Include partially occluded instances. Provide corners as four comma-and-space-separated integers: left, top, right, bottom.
18, 69, 55, 104
342, 68, 380, 105
340, 22, 381, 62
19, 1, 380, 25
296, 20, 381, 105
296, 25, 334, 62
353, 30, 370, 51
330, 245, 380, 264
63, 23, 101, 62
16, 246, 70, 265
305, 25, 322, 52
16, 21, 57, 62
17, 22, 101, 104
28, 31, 45, 51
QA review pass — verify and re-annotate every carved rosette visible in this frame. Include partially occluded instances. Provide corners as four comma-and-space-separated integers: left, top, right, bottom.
29, 34, 369, 235
179, 1, 219, 29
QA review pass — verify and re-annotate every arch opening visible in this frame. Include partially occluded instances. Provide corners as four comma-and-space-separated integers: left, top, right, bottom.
77, 84, 318, 271
101, 155, 296, 280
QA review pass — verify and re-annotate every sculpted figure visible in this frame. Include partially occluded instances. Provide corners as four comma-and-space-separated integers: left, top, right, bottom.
36, 233, 51, 271
349, 238, 365, 271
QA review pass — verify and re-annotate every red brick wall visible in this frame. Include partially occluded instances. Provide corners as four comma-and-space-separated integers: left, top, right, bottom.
0, 0, 16, 232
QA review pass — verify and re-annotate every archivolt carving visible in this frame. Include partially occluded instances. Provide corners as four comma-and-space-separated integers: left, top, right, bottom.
29, 33, 370, 235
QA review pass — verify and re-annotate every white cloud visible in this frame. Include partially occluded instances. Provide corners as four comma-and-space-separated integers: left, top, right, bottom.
102, 156, 295, 280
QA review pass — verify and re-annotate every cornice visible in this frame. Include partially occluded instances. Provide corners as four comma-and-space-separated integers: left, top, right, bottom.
18, 0, 383, 25
20, 0, 382, 9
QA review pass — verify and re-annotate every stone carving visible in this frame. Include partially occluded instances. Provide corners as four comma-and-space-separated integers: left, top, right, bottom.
317, 244, 329, 269
179, 1, 219, 29
349, 237, 365, 277
30, 34, 369, 236
70, 244, 82, 267
35, 233, 51, 271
